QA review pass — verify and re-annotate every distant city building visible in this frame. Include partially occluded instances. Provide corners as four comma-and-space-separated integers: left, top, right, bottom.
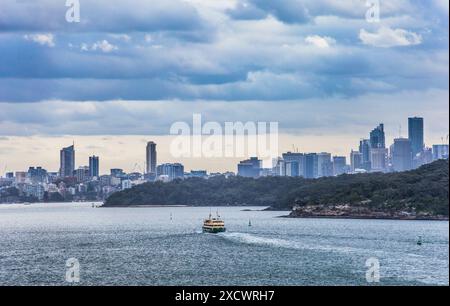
317, 152, 332, 178
27, 166, 47, 183
75, 166, 90, 183
408, 117, 424, 157
391, 138, 413, 172
370, 124, 386, 149
89, 155, 99, 178
110, 168, 124, 177
414, 147, 433, 168
59, 145, 75, 177
146, 141, 157, 174
122, 179, 132, 190
157, 163, 185, 181
359, 139, 371, 171
282, 152, 305, 177
190, 170, 208, 178
15, 172, 27, 184
350, 150, 363, 173
5, 172, 14, 179
370, 148, 388, 172
332, 156, 347, 176
237, 157, 261, 178
305, 153, 318, 179
433, 144, 449, 160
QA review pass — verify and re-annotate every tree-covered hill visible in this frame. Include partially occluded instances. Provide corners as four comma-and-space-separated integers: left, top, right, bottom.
104, 160, 449, 218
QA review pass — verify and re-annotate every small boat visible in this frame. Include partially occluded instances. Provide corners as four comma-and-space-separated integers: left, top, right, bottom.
417, 236, 423, 246
202, 212, 226, 233
248, 219, 252, 227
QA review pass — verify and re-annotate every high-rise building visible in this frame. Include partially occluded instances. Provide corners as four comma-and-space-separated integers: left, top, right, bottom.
146, 141, 157, 174
89, 155, 99, 178
237, 157, 261, 178
432, 144, 449, 160
282, 152, 305, 177
370, 148, 388, 172
60, 145, 75, 177
391, 138, 413, 172
157, 163, 185, 180
350, 150, 363, 173
332, 156, 347, 176
317, 152, 332, 177
370, 124, 385, 149
408, 117, 424, 157
28, 166, 48, 183
305, 153, 318, 179
359, 139, 371, 171
75, 166, 90, 183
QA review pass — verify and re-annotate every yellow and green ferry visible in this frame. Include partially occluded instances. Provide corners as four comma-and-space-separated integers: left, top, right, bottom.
202, 213, 226, 233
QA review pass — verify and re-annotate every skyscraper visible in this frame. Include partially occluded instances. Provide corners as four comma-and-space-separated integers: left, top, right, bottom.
305, 153, 318, 179
350, 150, 363, 173
391, 138, 413, 172
60, 145, 75, 177
332, 156, 347, 176
408, 117, 424, 157
359, 139, 371, 171
370, 148, 388, 172
237, 157, 261, 178
89, 155, 99, 178
370, 124, 385, 149
317, 152, 332, 177
282, 152, 305, 177
146, 141, 157, 174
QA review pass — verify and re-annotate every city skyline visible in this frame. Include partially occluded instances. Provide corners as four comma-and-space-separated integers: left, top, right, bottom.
1, 116, 448, 176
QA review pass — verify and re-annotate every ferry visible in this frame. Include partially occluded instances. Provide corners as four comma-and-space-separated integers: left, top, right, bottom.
202, 212, 226, 233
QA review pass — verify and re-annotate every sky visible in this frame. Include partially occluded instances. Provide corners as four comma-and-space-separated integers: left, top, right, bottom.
0, 0, 449, 174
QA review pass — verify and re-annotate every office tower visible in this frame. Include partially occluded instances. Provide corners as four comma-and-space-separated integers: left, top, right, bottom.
317, 152, 332, 177
75, 166, 89, 183
285, 161, 299, 177
60, 145, 75, 177
391, 138, 413, 172
27, 166, 48, 183
432, 144, 449, 160
370, 148, 388, 172
350, 150, 363, 173
237, 157, 261, 178
305, 153, 318, 179
89, 155, 99, 178
359, 139, 371, 171
282, 152, 306, 177
332, 156, 347, 176
157, 163, 185, 180
146, 141, 157, 174
370, 124, 385, 149
408, 117, 424, 157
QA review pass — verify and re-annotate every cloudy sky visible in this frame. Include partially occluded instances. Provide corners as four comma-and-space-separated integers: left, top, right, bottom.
0, 0, 448, 173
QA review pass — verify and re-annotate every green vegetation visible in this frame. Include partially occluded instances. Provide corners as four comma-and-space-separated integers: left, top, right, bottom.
104, 160, 449, 217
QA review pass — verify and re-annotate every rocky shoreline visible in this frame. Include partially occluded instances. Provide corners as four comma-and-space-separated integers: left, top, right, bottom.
286, 205, 449, 221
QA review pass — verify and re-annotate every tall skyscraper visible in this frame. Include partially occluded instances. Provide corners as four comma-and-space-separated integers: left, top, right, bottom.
282, 152, 305, 177
146, 141, 157, 174
305, 153, 318, 179
408, 117, 424, 157
370, 124, 385, 149
317, 152, 332, 177
60, 145, 75, 177
332, 156, 347, 176
391, 138, 413, 172
350, 150, 363, 173
89, 155, 99, 178
370, 148, 388, 172
359, 139, 371, 171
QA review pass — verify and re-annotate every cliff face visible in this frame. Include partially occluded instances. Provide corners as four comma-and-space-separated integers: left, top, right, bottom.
288, 204, 449, 220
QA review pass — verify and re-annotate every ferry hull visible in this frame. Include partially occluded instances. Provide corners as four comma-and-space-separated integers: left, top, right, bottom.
202, 227, 226, 234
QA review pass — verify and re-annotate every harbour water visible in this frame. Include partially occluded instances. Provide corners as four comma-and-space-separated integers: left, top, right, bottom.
0, 202, 448, 285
